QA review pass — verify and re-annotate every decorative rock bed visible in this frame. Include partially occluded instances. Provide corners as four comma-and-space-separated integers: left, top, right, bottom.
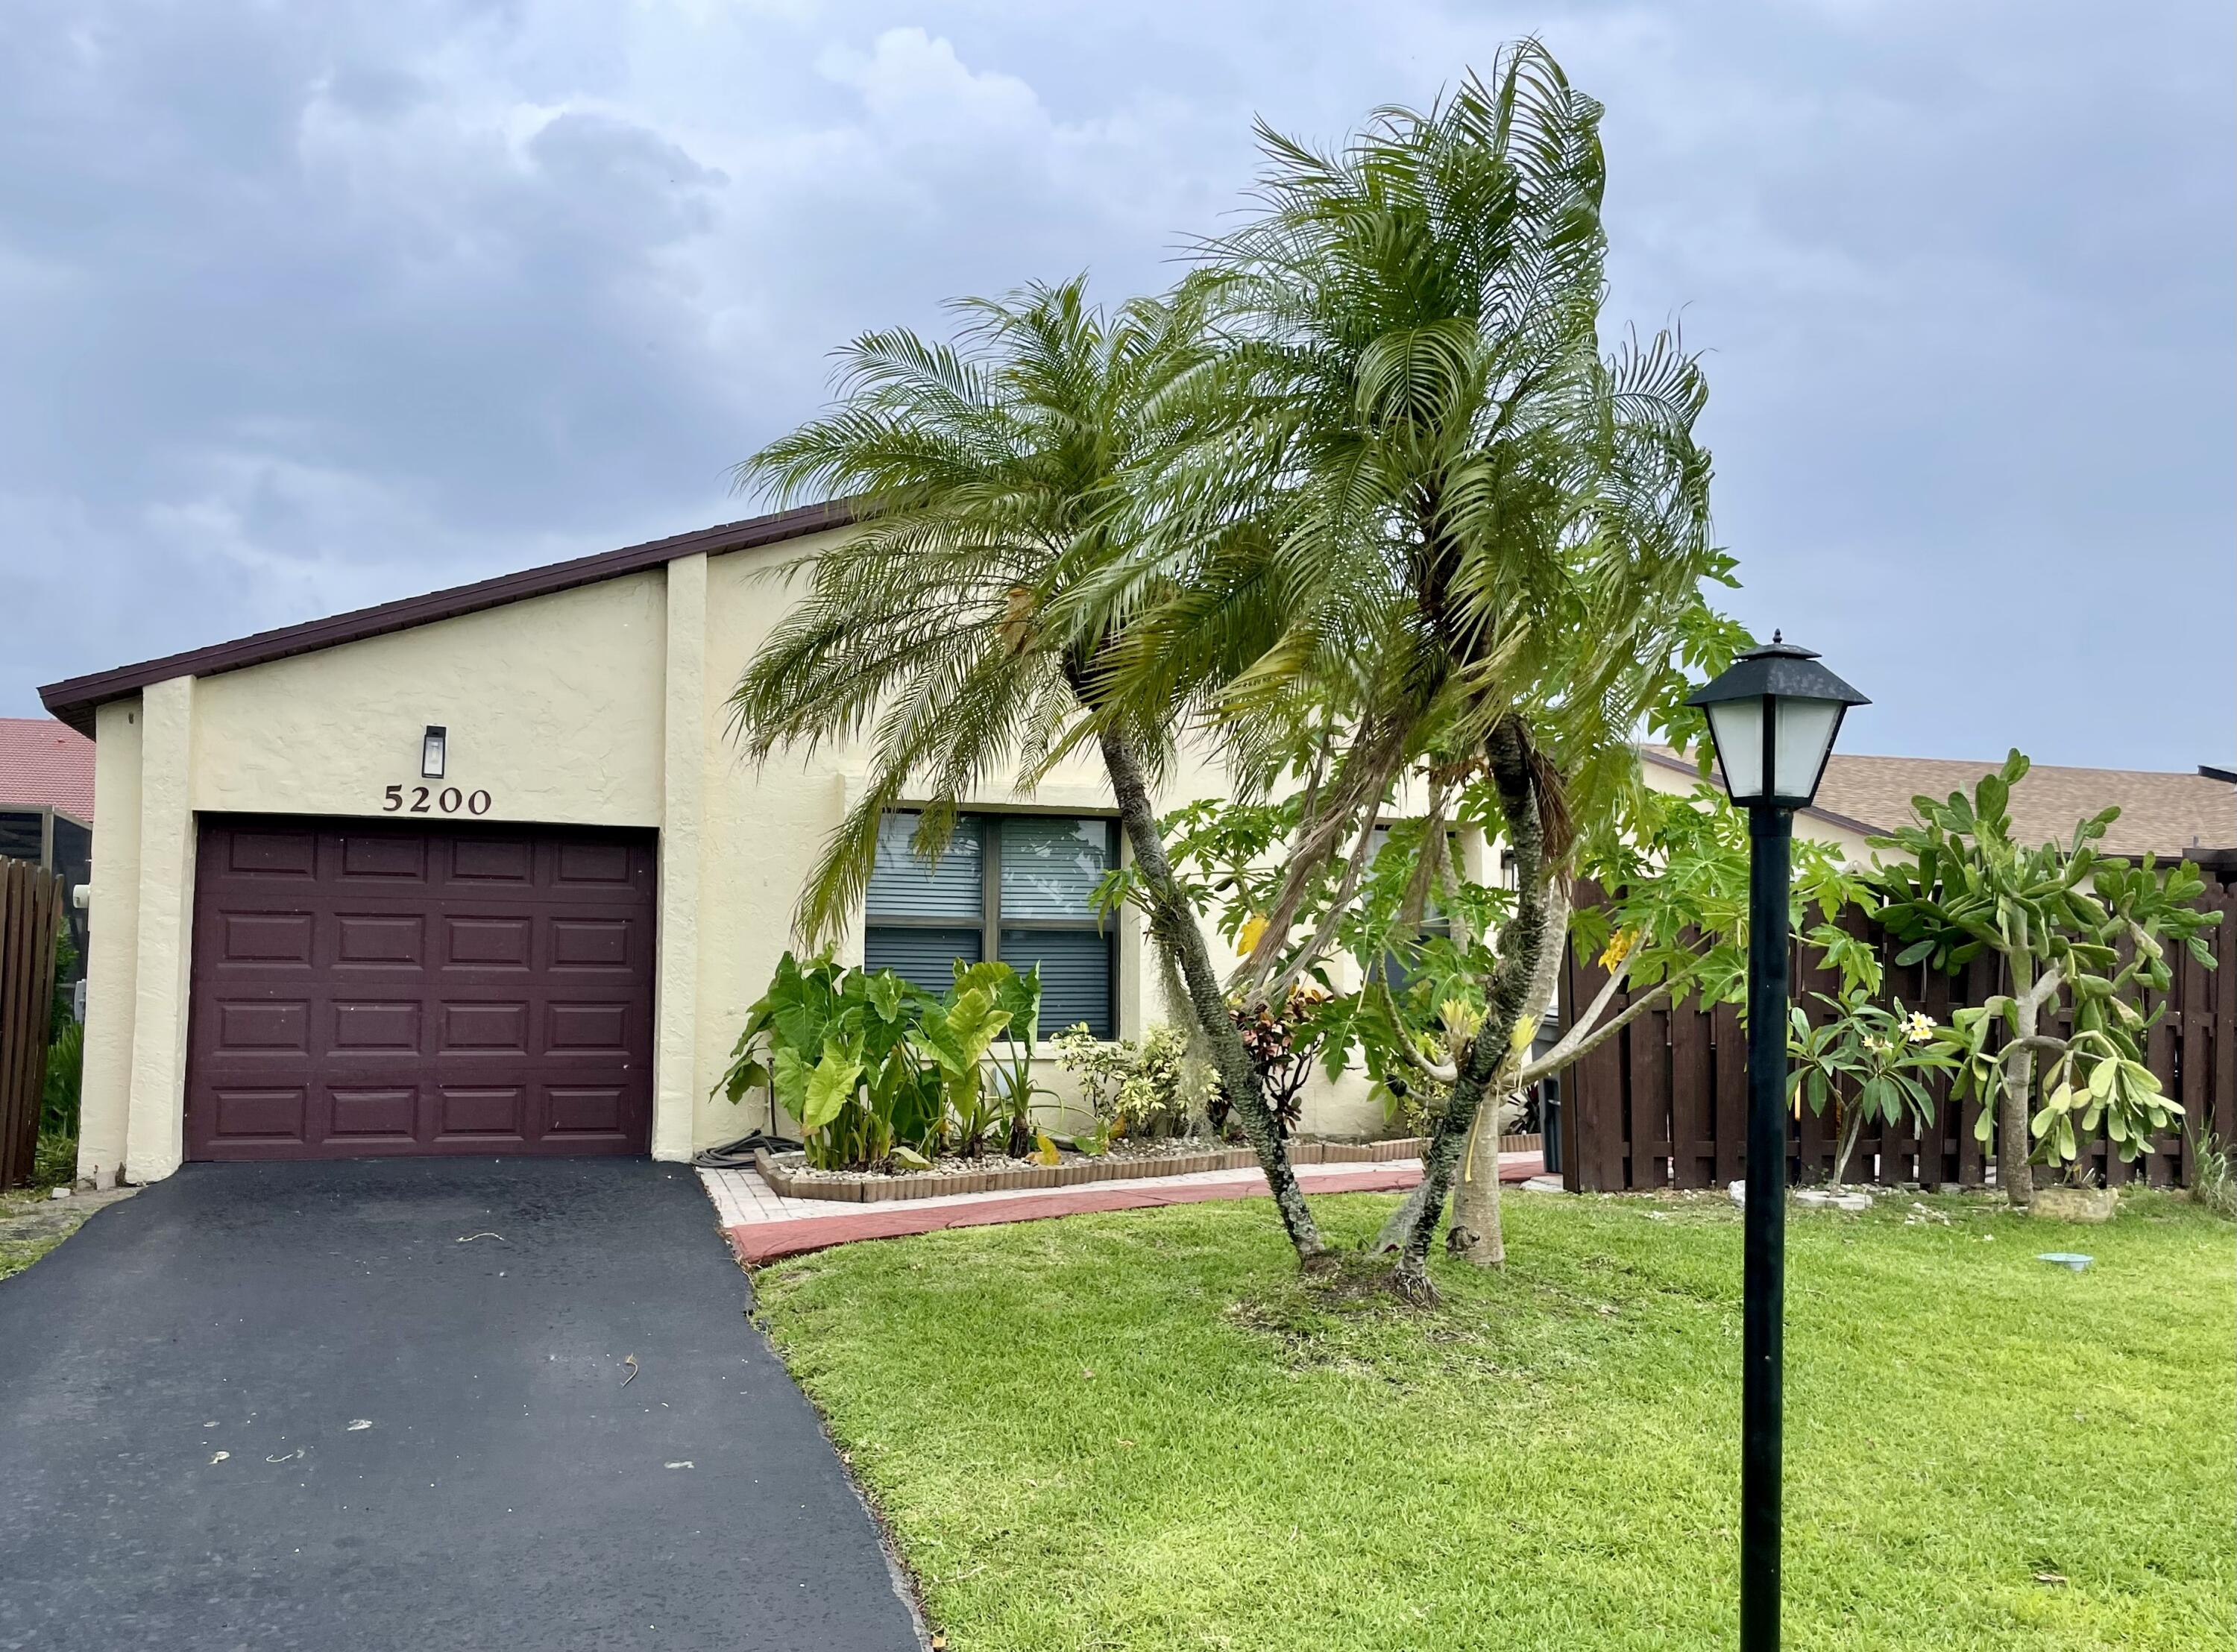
755, 1134, 1542, 1203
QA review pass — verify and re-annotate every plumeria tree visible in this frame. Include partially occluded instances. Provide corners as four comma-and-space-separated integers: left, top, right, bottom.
1116, 775, 1878, 1262
1875, 751, 2221, 1205
1787, 993, 1953, 1190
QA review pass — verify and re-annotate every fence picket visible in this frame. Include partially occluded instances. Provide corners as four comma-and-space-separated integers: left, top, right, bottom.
1558, 863, 2233, 1193
0, 860, 66, 1189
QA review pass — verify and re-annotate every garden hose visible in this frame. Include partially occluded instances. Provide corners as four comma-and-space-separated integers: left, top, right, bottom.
691, 1130, 802, 1170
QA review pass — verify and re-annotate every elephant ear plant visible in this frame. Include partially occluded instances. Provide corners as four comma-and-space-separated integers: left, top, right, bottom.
912, 968, 1017, 1160
1874, 751, 2222, 1205
719, 952, 1053, 1170
718, 953, 945, 1170
961, 961, 1057, 1157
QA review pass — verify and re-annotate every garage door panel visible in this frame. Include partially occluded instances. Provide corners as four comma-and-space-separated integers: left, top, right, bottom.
330, 1000, 421, 1054
328, 1087, 418, 1139
215, 999, 312, 1052
550, 917, 632, 969
226, 829, 318, 877
209, 1087, 312, 1145
222, 912, 316, 966
554, 841, 635, 886
339, 834, 430, 880
437, 1086, 529, 1139
450, 837, 536, 884
443, 915, 535, 968
547, 1085, 630, 1138
441, 1000, 531, 1053
335, 913, 427, 969
188, 816, 655, 1160
547, 1002, 629, 1053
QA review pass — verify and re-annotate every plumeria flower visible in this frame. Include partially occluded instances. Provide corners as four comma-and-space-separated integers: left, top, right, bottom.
1904, 1011, 1936, 1044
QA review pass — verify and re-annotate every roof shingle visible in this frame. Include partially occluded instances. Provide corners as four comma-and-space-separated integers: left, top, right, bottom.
1651, 746, 2235, 859
0, 718, 95, 822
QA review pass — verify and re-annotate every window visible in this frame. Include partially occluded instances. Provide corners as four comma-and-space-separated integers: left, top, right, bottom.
1371, 822, 1454, 994
864, 812, 1118, 1038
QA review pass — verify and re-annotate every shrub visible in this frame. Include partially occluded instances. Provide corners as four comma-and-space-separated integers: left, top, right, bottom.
42, 1018, 83, 1141
1052, 1024, 1209, 1141
2189, 1125, 2236, 1220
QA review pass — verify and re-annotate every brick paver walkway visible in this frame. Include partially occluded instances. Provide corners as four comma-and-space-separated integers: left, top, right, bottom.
702, 1150, 1543, 1264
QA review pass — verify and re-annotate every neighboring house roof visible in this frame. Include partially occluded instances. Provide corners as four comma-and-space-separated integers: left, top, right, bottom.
0, 717, 95, 822
37, 500, 852, 736
1646, 745, 2236, 859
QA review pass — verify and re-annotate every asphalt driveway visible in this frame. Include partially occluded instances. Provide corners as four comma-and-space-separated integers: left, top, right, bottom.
0, 1159, 922, 1652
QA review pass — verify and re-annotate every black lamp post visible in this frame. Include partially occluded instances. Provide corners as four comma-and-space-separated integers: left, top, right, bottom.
1685, 634, 1867, 1652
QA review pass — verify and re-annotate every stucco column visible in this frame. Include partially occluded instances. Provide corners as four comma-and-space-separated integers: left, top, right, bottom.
74, 699, 146, 1185
652, 553, 708, 1161
125, 675, 196, 1183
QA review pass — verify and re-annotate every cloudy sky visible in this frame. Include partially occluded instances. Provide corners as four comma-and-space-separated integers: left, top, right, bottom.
4, 0, 2230, 769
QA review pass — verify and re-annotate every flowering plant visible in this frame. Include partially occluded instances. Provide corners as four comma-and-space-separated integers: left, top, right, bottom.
1214, 983, 1329, 1139
1787, 991, 1955, 1189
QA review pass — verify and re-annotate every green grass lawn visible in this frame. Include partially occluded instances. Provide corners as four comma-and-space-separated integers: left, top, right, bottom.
755, 1188, 2235, 1651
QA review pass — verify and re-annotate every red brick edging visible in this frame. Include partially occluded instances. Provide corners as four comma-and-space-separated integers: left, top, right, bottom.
724, 1155, 1544, 1264
753, 1134, 1544, 1204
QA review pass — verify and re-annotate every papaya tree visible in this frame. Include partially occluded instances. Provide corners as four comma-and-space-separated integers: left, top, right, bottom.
1874, 751, 2222, 1205
1122, 775, 1878, 1261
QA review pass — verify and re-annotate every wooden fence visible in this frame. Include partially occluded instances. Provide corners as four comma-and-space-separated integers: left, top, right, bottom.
0, 859, 66, 1190
1558, 857, 2237, 1194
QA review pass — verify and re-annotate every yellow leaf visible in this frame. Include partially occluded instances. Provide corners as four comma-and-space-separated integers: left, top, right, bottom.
1239, 915, 1269, 954
1598, 928, 1637, 970
1035, 1132, 1061, 1166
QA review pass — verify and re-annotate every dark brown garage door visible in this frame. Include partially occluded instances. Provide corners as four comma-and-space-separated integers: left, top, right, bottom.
185, 816, 657, 1160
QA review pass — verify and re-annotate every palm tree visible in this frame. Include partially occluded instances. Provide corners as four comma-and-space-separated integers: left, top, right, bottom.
1097, 42, 1728, 1294
727, 277, 1333, 1264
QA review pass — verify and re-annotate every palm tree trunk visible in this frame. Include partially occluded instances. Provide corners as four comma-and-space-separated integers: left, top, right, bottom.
1097, 729, 1329, 1266
1393, 717, 1549, 1299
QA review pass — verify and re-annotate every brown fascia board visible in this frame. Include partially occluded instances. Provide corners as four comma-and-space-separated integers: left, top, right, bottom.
37, 500, 852, 736
1636, 743, 1888, 840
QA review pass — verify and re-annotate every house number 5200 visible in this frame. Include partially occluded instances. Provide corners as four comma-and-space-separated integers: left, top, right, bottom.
383, 784, 491, 816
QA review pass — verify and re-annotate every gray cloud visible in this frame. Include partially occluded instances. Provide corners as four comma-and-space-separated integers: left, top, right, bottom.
1, 0, 2227, 770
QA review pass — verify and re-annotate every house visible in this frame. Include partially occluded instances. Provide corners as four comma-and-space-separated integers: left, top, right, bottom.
1640, 745, 2236, 863
38, 505, 1395, 1188
0, 716, 96, 999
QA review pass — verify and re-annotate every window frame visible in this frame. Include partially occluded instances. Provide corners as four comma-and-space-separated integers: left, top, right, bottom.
864, 810, 1121, 1038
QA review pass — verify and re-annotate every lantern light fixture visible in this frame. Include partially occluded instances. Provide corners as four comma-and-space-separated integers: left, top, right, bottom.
421, 725, 447, 781
1685, 635, 1869, 810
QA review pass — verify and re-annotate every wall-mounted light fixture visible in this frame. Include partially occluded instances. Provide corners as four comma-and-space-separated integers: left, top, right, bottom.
421, 725, 447, 780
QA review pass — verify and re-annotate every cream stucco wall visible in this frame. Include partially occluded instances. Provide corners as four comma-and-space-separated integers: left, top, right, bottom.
189, 573, 668, 826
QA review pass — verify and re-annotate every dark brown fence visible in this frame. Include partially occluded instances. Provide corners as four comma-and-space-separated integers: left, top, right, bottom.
1558, 856, 2237, 1194
0, 859, 66, 1190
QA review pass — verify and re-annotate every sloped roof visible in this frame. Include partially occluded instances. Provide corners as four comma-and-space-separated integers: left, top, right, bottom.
37, 500, 851, 735
0, 718, 95, 822
1648, 745, 2236, 858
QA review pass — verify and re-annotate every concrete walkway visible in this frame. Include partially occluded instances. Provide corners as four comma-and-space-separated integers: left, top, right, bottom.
0, 1159, 922, 1652
705, 1150, 1544, 1263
